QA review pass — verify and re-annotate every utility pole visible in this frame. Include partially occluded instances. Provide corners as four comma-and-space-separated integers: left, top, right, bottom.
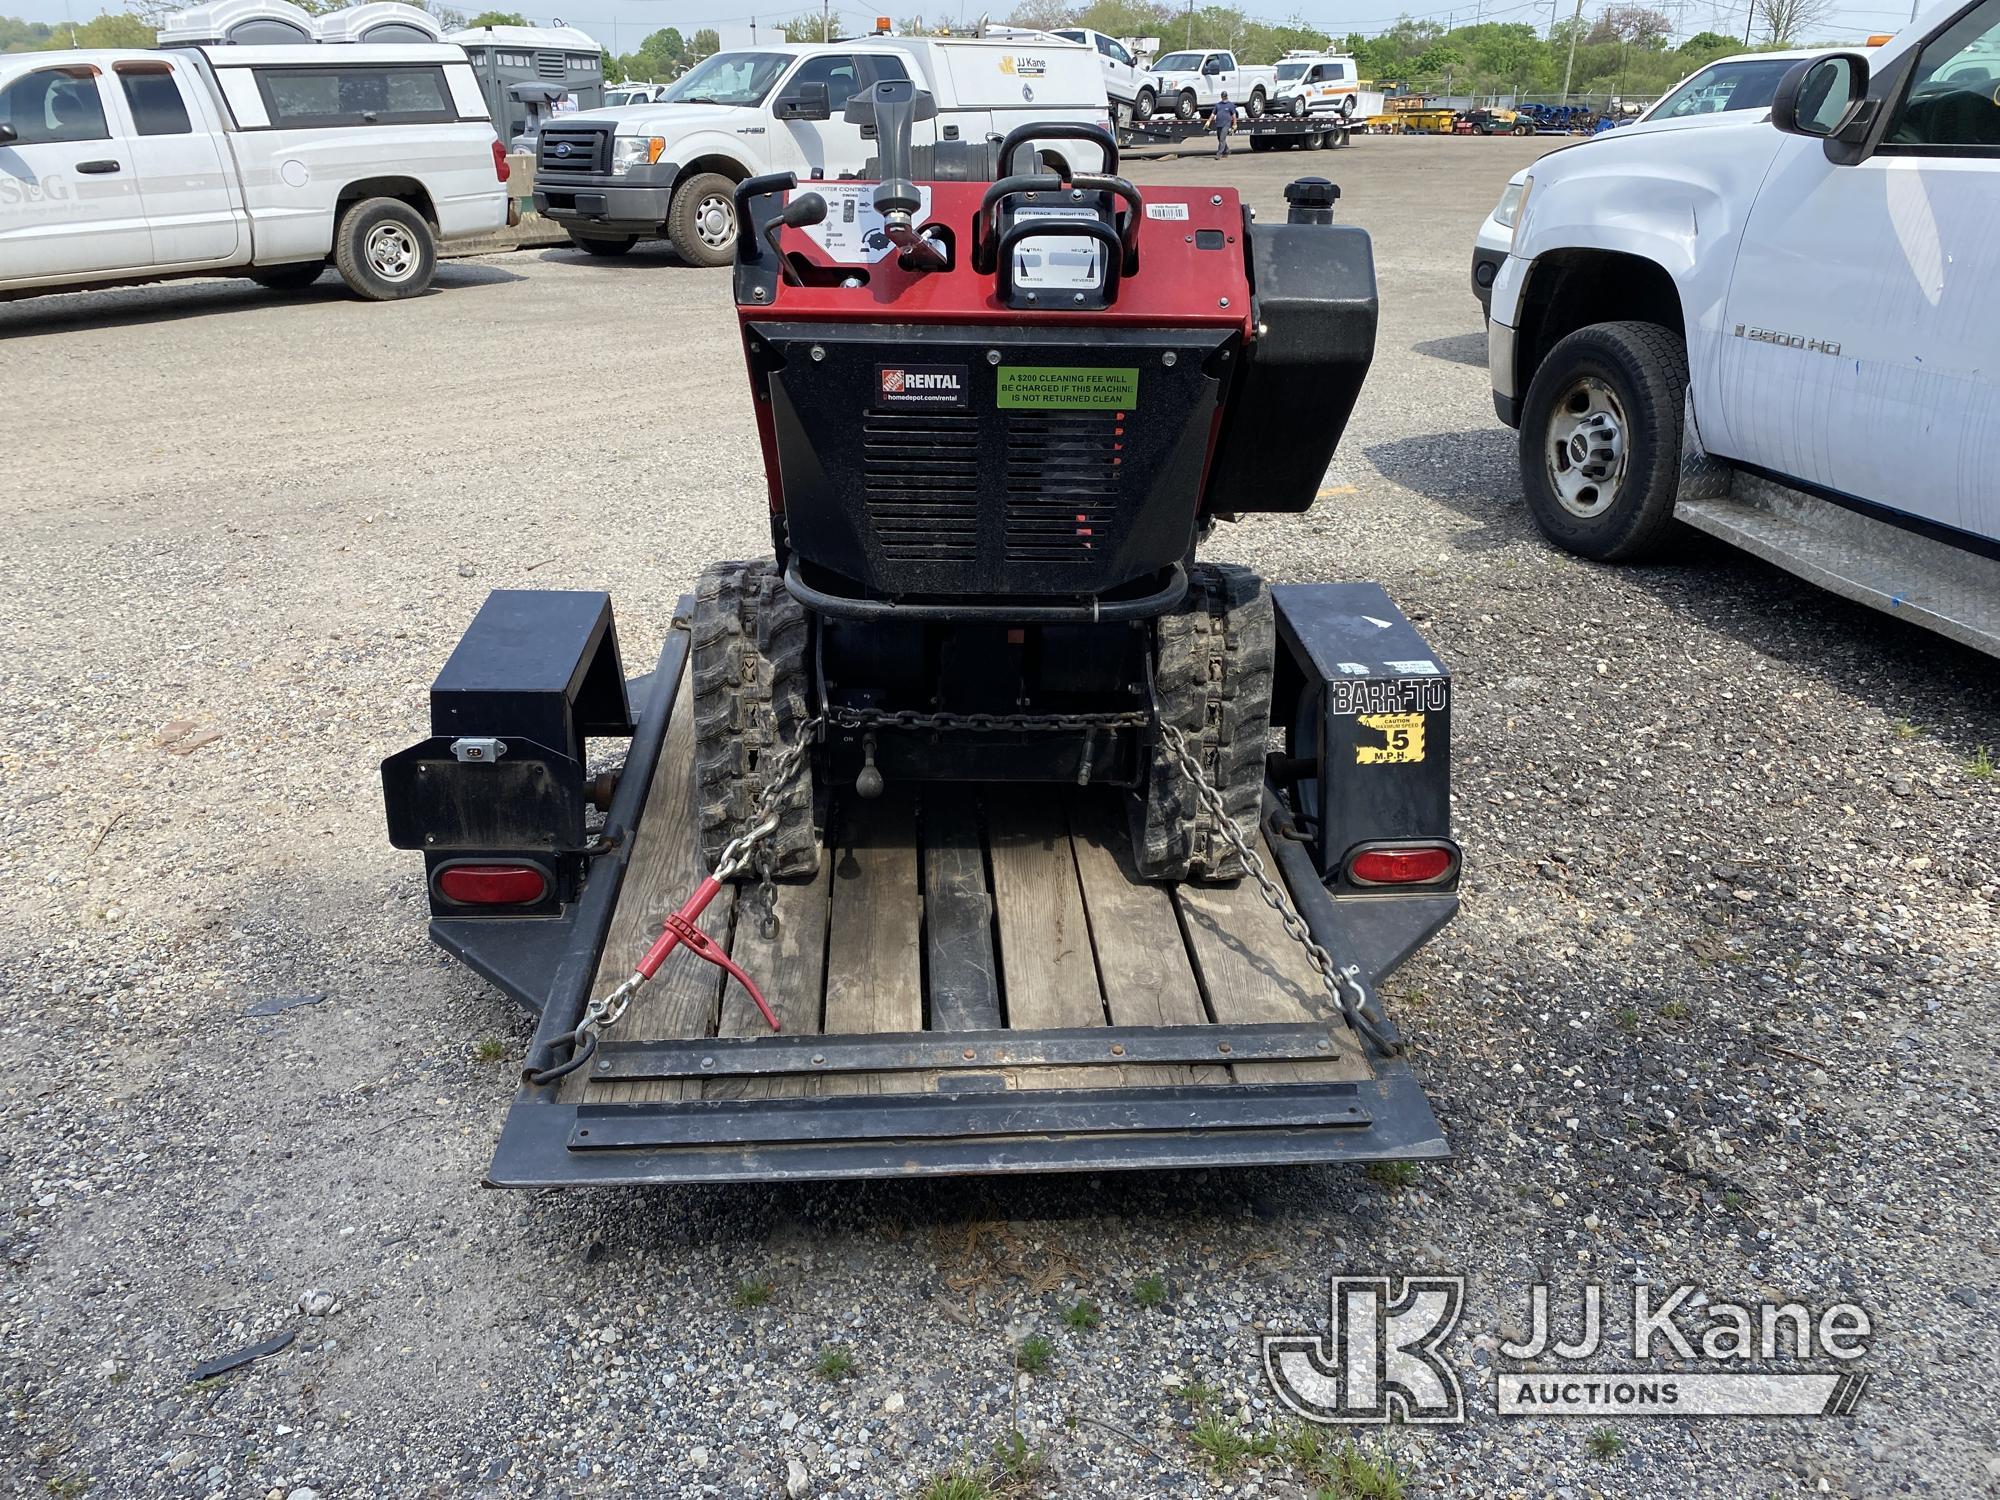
1742, 0, 1754, 44
1185, 0, 1193, 48
1560, 0, 1583, 103
823, 0, 831, 40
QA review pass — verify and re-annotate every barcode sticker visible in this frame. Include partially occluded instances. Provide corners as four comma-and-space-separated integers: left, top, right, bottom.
1145, 202, 1191, 220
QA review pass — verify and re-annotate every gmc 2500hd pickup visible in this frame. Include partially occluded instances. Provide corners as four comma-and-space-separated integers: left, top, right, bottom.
1487, 0, 2000, 656
1, 43, 510, 303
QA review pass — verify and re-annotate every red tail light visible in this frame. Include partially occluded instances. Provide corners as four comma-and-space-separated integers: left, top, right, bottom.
492, 139, 510, 183
1348, 845, 1456, 886
436, 862, 547, 906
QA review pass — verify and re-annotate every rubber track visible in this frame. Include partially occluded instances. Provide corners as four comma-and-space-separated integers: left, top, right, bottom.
1133, 562, 1275, 881
691, 559, 819, 879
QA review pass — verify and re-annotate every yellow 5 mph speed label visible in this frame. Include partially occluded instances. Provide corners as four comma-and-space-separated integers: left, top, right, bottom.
1356, 711, 1426, 764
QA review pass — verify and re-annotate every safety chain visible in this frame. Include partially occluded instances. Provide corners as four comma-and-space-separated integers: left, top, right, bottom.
829, 705, 1154, 734
525, 714, 824, 1086
529, 705, 1396, 1084
1155, 721, 1401, 1058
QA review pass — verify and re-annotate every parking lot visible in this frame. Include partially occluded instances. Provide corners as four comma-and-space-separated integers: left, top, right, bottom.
4, 133, 1997, 1499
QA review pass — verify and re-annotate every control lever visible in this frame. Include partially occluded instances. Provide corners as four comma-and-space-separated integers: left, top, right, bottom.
764, 192, 827, 284
845, 80, 947, 272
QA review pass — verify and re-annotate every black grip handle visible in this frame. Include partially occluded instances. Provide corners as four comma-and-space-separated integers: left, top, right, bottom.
993, 217, 1124, 306
972, 172, 1062, 273
1069, 173, 1144, 274
76, 159, 120, 174
996, 120, 1120, 177
732, 171, 798, 263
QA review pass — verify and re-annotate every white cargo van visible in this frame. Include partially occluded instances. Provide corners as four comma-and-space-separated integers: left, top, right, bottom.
0, 43, 509, 302
530, 35, 1109, 265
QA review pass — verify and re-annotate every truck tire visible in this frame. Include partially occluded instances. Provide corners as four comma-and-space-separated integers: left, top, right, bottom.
1246, 87, 1266, 118
1519, 321, 1688, 563
692, 559, 820, 880
332, 197, 436, 301
247, 262, 325, 291
1288, 93, 1309, 117
1339, 94, 1357, 117
668, 172, 738, 268
1177, 89, 1199, 120
1132, 563, 1274, 883
567, 231, 638, 256
1134, 85, 1157, 120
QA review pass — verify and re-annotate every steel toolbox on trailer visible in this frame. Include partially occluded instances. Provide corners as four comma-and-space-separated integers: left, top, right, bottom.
384, 88, 1459, 1186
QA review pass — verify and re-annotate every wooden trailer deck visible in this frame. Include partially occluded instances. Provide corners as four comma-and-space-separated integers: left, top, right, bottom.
558, 682, 1371, 1108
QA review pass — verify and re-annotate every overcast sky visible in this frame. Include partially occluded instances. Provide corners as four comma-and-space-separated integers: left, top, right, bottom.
9, 0, 1919, 57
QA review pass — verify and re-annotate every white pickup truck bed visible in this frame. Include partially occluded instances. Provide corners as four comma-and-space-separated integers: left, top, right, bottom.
1, 42, 508, 302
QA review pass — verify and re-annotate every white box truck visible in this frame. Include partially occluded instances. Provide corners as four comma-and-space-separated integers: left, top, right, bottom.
531, 35, 1110, 265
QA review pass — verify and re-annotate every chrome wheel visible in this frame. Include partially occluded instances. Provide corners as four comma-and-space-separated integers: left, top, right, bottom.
694, 193, 735, 251
365, 221, 419, 283
1544, 376, 1629, 518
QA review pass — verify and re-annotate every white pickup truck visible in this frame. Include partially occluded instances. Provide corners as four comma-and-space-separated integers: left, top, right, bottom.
1487, 0, 2000, 656
1050, 26, 1146, 118
0, 43, 510, 303
1138, 49, 1277, 121
531, 36, 1109, 266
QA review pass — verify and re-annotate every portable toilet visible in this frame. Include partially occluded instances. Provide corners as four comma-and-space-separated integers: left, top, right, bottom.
446, 24, 604, 143
316, 3, 444, 44
158, 0, 317, 46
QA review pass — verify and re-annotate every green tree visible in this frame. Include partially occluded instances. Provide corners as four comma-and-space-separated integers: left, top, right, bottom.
690, 26, 720, 57
2, 15, 60, 50
464, 9, 529, 24
1007, 0, 1076, 29
49, 12, 154, 45
621, 26, 687, 80
777, 12, 829, 42
1678, 29, 1739, 51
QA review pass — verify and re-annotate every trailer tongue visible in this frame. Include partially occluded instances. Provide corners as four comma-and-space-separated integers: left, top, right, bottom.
383, 84, 1462, 1186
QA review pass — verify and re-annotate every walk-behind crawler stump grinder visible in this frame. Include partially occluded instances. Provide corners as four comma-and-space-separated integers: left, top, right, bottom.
383, 81, 1464, 1186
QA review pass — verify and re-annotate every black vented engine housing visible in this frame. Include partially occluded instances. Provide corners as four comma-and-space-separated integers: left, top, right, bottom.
747, 321, 1237, 600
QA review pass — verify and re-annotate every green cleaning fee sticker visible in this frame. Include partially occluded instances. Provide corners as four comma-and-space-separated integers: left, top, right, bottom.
996, 366, 1140, 410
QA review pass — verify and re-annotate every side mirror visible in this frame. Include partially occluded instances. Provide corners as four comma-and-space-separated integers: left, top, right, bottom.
774, 81, 830, 121
1771, 53, 1872, 142
1203, 60, 1224, 75
0, 123, 16, 145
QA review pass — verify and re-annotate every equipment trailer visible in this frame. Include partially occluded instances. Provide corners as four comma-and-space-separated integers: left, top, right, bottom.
385, 88, 1458, 1187
1118, 114, 1352, 151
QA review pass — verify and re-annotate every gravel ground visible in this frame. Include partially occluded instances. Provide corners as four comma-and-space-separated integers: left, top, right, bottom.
3, 134, 1996, 1500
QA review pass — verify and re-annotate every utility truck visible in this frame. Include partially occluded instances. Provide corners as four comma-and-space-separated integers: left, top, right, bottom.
531, 35, 1109, 265
0, 43, 510, 302
1487, 0, 2000, 657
